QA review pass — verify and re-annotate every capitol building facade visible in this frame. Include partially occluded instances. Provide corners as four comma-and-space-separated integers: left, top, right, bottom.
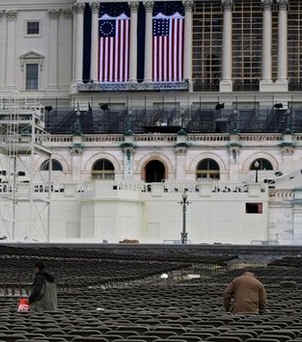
0, 0, 302, 245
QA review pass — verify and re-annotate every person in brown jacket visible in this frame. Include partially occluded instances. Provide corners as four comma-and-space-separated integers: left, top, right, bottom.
224, 271, 267, 314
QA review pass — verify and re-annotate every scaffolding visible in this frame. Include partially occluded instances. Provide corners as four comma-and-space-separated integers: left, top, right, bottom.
0, 97, 52, 242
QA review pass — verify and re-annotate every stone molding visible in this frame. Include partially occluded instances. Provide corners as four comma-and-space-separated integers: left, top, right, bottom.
20, 50, 45, 72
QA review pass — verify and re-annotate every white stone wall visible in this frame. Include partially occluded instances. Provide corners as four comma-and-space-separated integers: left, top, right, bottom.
0, 0, 73, 97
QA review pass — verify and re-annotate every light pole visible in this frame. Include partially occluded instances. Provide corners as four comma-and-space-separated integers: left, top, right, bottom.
180, 190, 190, 244
254, 160, 260, 183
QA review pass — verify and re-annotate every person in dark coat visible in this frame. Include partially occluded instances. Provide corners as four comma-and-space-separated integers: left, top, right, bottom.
224, 270, 267, 314
29, 261, 57, 312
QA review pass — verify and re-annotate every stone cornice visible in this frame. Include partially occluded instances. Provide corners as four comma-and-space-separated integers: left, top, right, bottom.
0, 1, 73, 11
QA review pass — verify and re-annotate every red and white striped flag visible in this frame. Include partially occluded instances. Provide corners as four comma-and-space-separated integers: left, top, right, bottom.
152, 12, 184, 82
98, 13, 130, 82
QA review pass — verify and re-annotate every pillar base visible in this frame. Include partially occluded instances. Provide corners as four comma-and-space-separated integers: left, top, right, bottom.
274, 79, 288, 92
219, 79, 233, 92
259, 79, 274, 92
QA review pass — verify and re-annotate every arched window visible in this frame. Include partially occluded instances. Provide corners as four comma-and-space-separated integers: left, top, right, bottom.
92, 159, 115, 180
145, 160, 166, 183
250, 158, 273, 171
196, 158, 220, 180
40, 159, 63, 171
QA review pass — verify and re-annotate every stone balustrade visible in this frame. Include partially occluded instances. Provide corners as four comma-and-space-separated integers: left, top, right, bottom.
269, 189, 294, 201
82, 135, 124, 143
134, 134, 177, 143
239, 134, 282, 145
4, 132, 302, 149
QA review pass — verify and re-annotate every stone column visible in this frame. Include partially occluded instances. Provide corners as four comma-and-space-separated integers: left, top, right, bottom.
73, 3, 85, 83
0, 11, 6, 89
90, 1, 100, 82
183, 0, 193, 91
6, 10, 17, 89
144, 1, 154, 83
129, 1, 139, 82
220, 0, 233, 92
260, 0, 273, 91
48, 9, 60, 89
276, 0, 288, 91
60, 9, 73, 89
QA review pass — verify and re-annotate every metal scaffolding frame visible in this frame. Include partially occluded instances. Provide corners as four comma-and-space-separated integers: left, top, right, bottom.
0, 97, 53, 242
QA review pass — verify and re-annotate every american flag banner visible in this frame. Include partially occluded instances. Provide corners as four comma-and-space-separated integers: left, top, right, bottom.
99, 13, 130, 82
152, 12, 184, 82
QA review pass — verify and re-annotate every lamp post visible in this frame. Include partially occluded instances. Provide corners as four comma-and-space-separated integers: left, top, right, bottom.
254, 160, 260, 183
180, 190, 190, 244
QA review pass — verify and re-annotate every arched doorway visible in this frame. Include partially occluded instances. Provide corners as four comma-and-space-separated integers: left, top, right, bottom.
145, 160, 166, 183
40, 159, 63, 171
91, 159, 115, 180
196, 158, 220, 180
250, 158, 273, 171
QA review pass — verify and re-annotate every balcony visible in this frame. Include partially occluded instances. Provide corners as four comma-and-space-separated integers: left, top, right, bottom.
76, 81, 189, 92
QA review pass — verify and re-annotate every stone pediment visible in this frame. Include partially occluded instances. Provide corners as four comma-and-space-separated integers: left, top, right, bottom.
20, 50, 45, 71
20, 50, 44, 60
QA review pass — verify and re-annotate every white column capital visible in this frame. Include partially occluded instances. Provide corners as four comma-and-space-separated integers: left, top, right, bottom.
144, 1, 154, 12
129, 1, 140, 10
222, 0, 232, 9
183, 0, 194, 10
62, 8, 73, 18
277, 0, 288, 10
90, 2, 100, 13
48, 9, 61, 18
261, 0, 273, 9
73, 3, 85, 13
6, 10, 17, 21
